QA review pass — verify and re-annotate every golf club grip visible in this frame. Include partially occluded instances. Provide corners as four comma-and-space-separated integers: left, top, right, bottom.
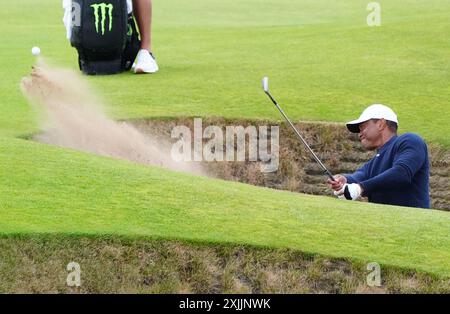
325, 170, 335, 182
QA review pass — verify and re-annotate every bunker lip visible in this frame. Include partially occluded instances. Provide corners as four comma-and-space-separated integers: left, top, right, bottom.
28, 117, 450, 211
28, 114, 449, 211
129, 117, 450, 212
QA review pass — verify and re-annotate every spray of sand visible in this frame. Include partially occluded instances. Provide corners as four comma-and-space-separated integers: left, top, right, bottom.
20, 59, 205, 175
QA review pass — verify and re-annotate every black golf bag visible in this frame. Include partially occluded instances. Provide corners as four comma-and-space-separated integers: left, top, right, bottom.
70, 0, 141, 75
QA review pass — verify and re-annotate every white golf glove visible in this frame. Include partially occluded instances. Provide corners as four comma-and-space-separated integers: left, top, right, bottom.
334, 183, 362, 201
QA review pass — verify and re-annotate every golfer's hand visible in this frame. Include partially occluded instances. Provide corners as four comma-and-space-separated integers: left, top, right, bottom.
327, 174, 347, 191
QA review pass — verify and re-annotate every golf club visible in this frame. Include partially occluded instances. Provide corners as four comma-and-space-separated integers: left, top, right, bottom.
262, 77, 336, 182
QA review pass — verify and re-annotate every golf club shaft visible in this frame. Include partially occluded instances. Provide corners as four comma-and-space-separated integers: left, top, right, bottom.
264, 91, 335, 181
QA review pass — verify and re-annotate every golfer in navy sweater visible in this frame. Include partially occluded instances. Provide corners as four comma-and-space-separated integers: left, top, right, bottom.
328, 104, 430, 209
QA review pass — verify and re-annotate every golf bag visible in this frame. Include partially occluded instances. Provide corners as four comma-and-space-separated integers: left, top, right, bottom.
70, 0, 140, 75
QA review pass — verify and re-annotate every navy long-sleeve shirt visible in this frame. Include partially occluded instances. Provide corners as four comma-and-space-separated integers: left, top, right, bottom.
345, 133, 430, 209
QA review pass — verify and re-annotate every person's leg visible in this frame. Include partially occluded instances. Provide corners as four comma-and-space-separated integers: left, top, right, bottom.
132, 0, 158, 73
132, 0, 153, 51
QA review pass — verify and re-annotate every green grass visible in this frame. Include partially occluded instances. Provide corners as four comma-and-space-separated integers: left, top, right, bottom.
1, 0, 450, 145
1, 137, 449, 277
0, 0, 449, 283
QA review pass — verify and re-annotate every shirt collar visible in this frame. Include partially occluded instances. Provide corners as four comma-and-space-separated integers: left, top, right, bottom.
377, 135, 397, 154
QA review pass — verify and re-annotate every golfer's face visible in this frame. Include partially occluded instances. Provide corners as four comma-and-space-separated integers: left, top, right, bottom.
358, 119, 380, 150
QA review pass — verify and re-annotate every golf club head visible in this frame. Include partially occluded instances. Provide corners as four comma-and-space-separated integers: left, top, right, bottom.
262, 77, 269, 93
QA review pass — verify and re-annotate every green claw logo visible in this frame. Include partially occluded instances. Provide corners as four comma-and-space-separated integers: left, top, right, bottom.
91, 3, 114, 35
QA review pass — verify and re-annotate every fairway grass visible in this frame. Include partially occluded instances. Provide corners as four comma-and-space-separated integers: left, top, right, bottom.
1, 0, 450, 145
0, 0, 449, 287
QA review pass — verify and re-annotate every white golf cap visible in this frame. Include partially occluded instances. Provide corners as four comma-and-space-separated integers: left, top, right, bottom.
346, 104, 398, 133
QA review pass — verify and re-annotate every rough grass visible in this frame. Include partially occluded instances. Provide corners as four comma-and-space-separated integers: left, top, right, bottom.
1, 235, 448, 294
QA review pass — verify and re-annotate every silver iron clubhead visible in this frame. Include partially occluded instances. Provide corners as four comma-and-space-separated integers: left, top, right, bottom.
262, 77, 269, 93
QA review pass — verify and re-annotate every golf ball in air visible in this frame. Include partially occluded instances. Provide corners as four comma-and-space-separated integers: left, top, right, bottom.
31, 47, 41, 56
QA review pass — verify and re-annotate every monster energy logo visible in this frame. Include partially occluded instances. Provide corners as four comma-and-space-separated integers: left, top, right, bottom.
91, 3, 114, 35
